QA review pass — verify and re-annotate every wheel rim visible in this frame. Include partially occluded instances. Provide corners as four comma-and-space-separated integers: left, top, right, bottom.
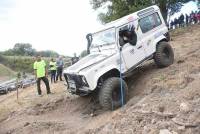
112, 87, 121, 102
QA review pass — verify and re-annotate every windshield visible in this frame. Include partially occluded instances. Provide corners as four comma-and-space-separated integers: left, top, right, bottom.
91, 28, 116, 48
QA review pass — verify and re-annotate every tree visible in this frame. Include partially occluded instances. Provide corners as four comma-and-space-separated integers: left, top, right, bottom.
80, 50, 88, 58
91, 0, 193, 24
13, 43, 35, 56
36, 50, 59, 57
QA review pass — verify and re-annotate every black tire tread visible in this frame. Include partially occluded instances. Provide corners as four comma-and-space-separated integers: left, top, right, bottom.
154, 41, 174, 67
99, 77, 128, 110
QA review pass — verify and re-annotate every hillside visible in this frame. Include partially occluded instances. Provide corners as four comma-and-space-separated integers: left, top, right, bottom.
0, 64, 16, 82
0, 24, 200, 134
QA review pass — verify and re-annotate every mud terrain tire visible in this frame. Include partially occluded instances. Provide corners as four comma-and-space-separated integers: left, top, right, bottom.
99, 77, 128, 110
154, 41, 174, 67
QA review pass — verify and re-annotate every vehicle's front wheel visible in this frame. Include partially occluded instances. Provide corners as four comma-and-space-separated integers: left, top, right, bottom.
154, 41, 174, 67
99, 77, 128, 110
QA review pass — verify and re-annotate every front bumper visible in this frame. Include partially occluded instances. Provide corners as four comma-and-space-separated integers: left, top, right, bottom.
64, 73, 91, 96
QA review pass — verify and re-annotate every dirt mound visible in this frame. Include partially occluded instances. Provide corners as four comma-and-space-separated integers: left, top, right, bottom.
0, 24, 200, 134
0, 64, 15, 82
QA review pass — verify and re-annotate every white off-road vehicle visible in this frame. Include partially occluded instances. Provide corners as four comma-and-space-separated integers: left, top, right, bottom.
63, 5, 174, 110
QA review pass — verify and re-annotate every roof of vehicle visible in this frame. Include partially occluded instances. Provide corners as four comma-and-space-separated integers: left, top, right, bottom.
93, 5, 160, 34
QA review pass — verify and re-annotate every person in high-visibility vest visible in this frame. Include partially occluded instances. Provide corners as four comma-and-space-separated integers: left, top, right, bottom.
49, 58, 57, 83
34, 55, 51, 96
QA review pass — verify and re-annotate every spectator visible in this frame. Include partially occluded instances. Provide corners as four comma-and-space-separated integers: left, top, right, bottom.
34, 55, 51, 96
56, 56, 64, 81
170, 20, 174, 29
174, 18, 178, 28
185, 14, 189, 26
190, 11, 195, 24
179, 14, 185, 27
49, 58, 57, 83
71, 53, 79, 65
198, 11, 200, 24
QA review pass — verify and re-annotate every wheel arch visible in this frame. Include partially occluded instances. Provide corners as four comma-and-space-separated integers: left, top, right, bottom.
96, 68, 120, 89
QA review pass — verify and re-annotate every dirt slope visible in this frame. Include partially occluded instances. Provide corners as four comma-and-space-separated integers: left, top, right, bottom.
0, 25, 200, 134
0, 64, 15, 82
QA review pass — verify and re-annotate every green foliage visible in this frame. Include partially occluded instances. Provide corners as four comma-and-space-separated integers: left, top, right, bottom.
91, 0, 194, 23
79, 50, 88, 58
0, 54, 35, 73
37, 50, 59, 57
0, 64, 15, 79
2, 43, 59, 57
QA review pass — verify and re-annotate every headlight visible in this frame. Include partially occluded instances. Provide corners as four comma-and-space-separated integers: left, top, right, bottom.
11, 85, 15, 88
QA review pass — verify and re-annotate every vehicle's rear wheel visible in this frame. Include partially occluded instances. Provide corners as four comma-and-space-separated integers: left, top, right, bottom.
154, 41, 174, 67
99, 77, 128, 110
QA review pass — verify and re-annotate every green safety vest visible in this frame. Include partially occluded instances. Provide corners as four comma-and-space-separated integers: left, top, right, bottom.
49, 61, 57, 71
34, 60, 46, 78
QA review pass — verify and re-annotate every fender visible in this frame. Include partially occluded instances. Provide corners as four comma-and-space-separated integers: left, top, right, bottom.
152, 34, 167, 53
86, 65, 120, 91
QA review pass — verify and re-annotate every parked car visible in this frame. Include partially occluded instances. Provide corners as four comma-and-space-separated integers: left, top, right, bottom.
7, 83, 17, 92
0, 85, 8, 94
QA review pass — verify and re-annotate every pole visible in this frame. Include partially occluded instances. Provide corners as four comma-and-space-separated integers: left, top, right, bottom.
119, 47, 124, 106
17, 80, 18, 100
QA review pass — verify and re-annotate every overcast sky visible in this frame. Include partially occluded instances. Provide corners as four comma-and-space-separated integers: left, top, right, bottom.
0, 0, 198, 56
0, 0, 102, 56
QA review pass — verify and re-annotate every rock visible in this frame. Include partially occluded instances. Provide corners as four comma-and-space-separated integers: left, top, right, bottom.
172, 131, 178, 134
178, 126, 185, 130
24, 122, 30, 127
158, 105, 165, 113
151, 119, 156, 124
143, 126, 149, 134
159, 129, 172, 134
179, 102, 190, 113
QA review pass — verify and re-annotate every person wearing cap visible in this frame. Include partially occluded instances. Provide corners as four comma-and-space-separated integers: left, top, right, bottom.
56, 56, 64, 81
49, 58, 57, 83
34, 56, 51, 96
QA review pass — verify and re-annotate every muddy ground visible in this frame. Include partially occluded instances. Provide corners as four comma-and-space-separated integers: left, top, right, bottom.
0, 25, 200, 134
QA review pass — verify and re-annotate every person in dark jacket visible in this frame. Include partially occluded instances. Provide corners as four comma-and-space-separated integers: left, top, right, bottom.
174, 18, 178, 28
179, 14, 185, 27
71, 53, 79, 65
170, 20, 174, 29
185, 14, 189, 26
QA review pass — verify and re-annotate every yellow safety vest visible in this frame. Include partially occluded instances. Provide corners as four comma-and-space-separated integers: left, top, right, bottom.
49, 61, 56, 71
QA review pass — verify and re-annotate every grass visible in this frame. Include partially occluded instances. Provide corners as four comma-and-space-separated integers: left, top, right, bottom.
0, 64, 16, 81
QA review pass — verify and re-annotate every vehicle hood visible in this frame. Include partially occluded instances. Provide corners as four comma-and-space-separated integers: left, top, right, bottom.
64, 53, 112, 74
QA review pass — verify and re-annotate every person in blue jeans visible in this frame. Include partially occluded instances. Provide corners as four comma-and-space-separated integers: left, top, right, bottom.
56, 56, 64, 81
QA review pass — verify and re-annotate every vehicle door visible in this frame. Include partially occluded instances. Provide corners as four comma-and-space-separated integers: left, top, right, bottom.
118, 21, 146, 69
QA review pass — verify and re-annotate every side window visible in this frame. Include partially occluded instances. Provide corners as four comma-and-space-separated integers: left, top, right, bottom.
139, 13, 162, 33
119, 24, 137, 46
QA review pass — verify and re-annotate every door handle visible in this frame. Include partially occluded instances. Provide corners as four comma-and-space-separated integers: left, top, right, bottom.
137, 45, 142, 49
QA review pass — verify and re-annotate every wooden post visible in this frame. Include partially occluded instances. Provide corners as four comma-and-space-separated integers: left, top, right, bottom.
16, 72, 21, 100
